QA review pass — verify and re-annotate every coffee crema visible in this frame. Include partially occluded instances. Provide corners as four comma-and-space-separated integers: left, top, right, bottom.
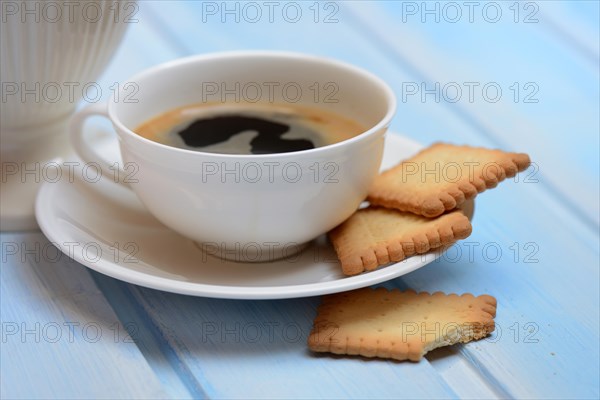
135, 103, 366, 155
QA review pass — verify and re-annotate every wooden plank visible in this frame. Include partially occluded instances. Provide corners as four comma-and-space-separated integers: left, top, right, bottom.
390, 182, 600, 398
0, 233, 167, 399
540, 1, 599, 64
342, 1, 599, 227
88, 272, 196, 399
425, 347, 502, 399
118, 283, 460, 399
84, 3, 182, 106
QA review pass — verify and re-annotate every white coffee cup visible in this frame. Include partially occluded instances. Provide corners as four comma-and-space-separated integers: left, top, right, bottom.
0, 0, 130, 230
70, 51, 396, 261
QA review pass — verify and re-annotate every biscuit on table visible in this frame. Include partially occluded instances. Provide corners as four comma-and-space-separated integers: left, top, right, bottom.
367, 143, 531, 218
329, 207, 471, 276
308, 288, 497, 361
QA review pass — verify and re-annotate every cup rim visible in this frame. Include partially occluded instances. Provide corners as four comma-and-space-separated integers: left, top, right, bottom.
108, 50, 397, 159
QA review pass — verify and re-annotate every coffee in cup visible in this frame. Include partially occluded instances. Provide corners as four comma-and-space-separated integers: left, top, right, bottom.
135, 102, 367, 155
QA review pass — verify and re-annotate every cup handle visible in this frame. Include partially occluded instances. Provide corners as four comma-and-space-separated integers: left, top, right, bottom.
69, 103, 130, 189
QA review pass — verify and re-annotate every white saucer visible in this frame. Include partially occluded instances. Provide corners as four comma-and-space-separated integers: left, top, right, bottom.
35, 133, 474, 299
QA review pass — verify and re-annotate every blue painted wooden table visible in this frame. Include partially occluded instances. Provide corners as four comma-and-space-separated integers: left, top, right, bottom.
2, 1, 599, 398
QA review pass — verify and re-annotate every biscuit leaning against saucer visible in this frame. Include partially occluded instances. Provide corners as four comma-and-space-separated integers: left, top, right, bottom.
308, 287, 497, 362
367, 143, 531, 218
329, 207, 472, 276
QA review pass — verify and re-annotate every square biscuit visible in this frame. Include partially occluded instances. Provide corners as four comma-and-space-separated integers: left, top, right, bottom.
367, 143, 531, 217
329, 207, 472, 276
308, 288, 497, 361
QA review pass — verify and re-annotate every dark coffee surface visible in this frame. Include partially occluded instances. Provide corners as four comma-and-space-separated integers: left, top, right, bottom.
178, 115, 314, 154
135, 103, 366, 155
